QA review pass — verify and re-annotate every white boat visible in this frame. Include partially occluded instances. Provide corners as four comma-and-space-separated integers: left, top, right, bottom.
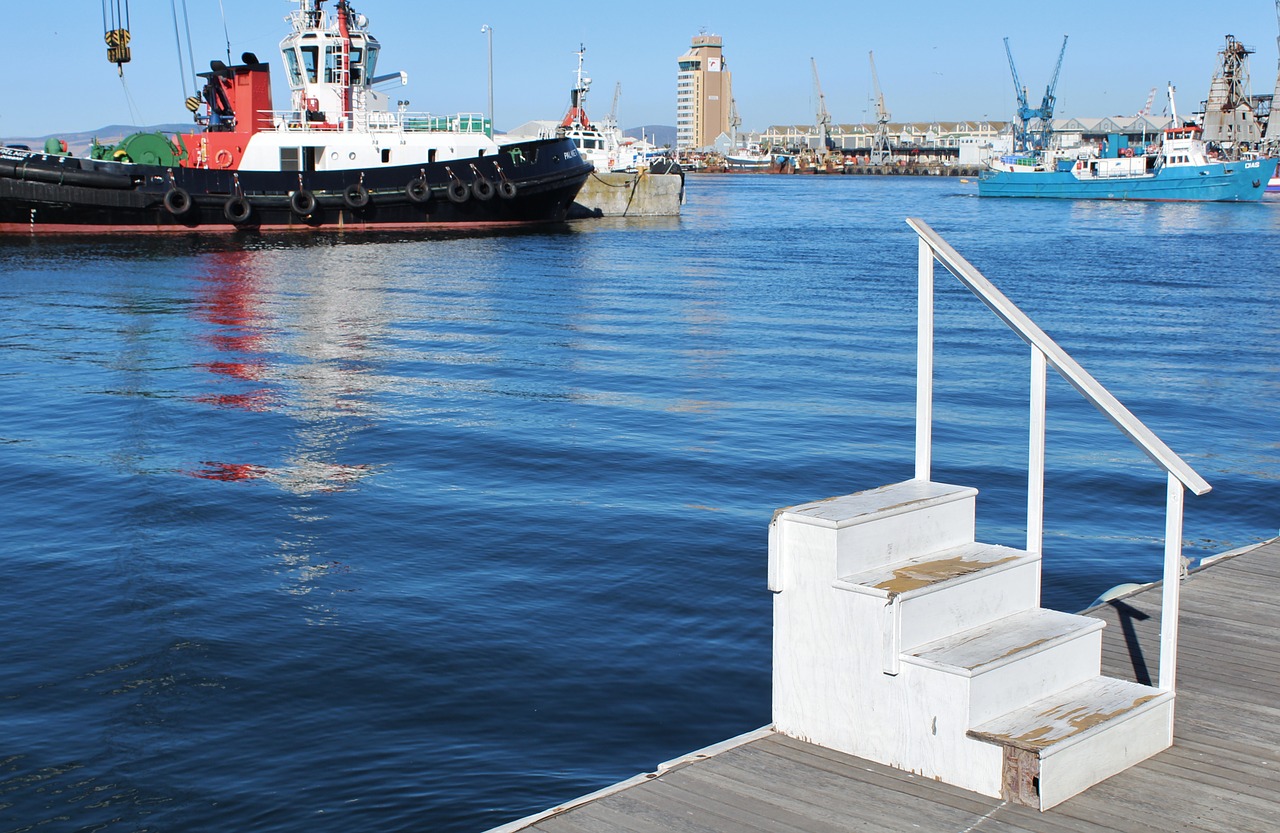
543, 47, 643, 173
725, 144, 772, 171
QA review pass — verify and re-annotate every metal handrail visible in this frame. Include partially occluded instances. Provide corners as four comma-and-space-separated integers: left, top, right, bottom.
906, 217, 1209, 693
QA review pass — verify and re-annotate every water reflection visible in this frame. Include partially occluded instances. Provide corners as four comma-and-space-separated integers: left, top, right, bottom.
190, 247, 388, 497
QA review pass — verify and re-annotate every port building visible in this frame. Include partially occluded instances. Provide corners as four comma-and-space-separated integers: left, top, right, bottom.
754, 115, 1171, 165
676, 35, 732, 152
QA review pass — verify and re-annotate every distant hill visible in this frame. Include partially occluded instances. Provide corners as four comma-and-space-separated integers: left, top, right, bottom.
625, 125, 675, 148
4, 124, 193, 156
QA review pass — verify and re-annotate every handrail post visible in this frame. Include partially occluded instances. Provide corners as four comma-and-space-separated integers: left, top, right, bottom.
1028, 347, 1046, 560
916, 238, 934, 481
1159, 473, 1185, 691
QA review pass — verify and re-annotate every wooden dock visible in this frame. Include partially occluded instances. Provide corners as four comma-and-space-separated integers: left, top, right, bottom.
486, 538, 1279, 833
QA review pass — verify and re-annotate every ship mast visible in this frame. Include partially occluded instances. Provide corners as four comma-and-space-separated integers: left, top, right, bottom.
336, 1, 354, 124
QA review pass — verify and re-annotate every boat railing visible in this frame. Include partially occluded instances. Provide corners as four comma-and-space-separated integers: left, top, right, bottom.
907, 217, 1210, 695
265, 110, 491, 135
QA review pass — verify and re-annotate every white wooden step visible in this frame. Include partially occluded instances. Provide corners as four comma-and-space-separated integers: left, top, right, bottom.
832, 542, 1040, 673
902, 608, 1104, 725
968, 676, 1174, 810
769, 479, 976, 592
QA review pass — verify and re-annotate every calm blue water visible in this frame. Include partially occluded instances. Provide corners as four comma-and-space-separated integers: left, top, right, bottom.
1, 176, 1277, 832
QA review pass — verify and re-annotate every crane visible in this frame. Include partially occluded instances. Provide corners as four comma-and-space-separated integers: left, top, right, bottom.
607, 81, 622, 130
1004, 35, 1068, 152
729, 97, 741, 150
811, 57, 832, 151
102, 0, 133, 74
1139, 87, 1157, 117
869, 51, 892, 165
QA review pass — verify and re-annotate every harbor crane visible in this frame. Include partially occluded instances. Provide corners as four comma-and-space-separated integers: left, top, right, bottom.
1004, 34, 1068, 151
869, 51, 892, 165
608, 81, 621, 129
811, 57, 832, 151
729, 97, 741, 150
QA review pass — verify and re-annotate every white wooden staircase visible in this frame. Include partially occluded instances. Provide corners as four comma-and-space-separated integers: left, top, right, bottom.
769, 479, 1174, 809
763, 220, 1211, 810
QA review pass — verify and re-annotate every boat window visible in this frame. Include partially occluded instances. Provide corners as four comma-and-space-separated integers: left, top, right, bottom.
281, 147, 301, 171
283, 48, 302, 88
349, 47, 364, 85
381, 148, 390, 164
300, 45, 319, 83
366, 46, 379, 79
325, 45, 343, 83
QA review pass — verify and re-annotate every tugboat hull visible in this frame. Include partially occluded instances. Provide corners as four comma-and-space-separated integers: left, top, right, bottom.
0, 139, 591, 233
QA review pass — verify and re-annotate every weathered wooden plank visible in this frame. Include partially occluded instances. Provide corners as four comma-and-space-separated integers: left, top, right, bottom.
587, 791, 734, 833
1142, 748, 1280, 798
658, 766, 867, 833
1069, 762, 1275, 833
671, 756, 890, 833
704, 742, 996, 832
758, 735, 1103, 833
531, 814, 617, 833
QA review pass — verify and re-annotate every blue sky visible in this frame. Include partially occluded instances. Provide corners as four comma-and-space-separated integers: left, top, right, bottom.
4, 1, 1278, 139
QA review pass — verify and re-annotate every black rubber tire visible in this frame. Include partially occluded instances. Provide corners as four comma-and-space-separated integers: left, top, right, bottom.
163, 187, 193, 216
471, 175, 495, 201
223, 195, 252, 224
343, 183, 371, 209
290, 189, 316, 217
406, 178, 431, 204
447, 180, 469, 203
497, 180, 517, 200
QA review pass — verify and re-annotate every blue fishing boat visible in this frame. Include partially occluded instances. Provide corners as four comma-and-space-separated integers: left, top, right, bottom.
979, 124, 1272, 202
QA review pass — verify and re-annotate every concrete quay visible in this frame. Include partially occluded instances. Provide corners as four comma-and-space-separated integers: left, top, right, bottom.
569, 171, 683, 218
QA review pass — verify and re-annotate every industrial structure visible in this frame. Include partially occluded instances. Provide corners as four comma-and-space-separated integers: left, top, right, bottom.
869, 52, 892, 165
1201, 35, 1265, 154
676, 34, 733, 152
1004, 35, 1068, 151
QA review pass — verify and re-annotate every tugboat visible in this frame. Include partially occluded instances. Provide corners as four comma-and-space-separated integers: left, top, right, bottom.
0, 0, 593, 233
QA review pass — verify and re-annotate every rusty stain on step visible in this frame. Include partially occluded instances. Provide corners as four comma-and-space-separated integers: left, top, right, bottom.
977, 694, 1161, 751
875, 554, 1019, 597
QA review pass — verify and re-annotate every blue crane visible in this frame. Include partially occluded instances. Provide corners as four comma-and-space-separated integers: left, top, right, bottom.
1004, 35, 1068, 152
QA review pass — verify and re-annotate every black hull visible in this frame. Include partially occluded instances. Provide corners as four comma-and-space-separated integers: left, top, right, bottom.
0, 138, 592, 233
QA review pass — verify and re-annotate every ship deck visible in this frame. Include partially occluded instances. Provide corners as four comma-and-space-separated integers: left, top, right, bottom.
486, 538, 1280, 833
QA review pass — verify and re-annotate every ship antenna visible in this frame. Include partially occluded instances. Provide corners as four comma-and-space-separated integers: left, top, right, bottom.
217, 0, 232, 64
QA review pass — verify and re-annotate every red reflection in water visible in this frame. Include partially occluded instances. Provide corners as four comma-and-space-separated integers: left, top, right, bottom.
193, 390, 278, 412
193, 252, 271, 411
198, 360, 268, 382
189, 462, 269, 482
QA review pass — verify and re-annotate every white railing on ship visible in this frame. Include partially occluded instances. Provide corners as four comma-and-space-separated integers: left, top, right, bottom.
907, 217, 1210, 694
261, 110, 490, 134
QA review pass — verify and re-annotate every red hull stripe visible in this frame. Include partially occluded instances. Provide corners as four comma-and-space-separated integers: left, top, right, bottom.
0, 219, 561, 235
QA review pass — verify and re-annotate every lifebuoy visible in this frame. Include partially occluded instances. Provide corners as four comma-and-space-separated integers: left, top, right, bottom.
343, 183, 370, 209
406, 178, 431, 204
497, 180, 517, 200
471, 175, 495, 201
447, 179, 469, 203
290, 189, 317, 217
223, 195, 252, 224
163, 187, 193, 216
214, 149, 234, 169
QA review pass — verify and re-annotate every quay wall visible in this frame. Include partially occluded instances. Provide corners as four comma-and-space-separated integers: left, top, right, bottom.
570, 171, 683, 218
